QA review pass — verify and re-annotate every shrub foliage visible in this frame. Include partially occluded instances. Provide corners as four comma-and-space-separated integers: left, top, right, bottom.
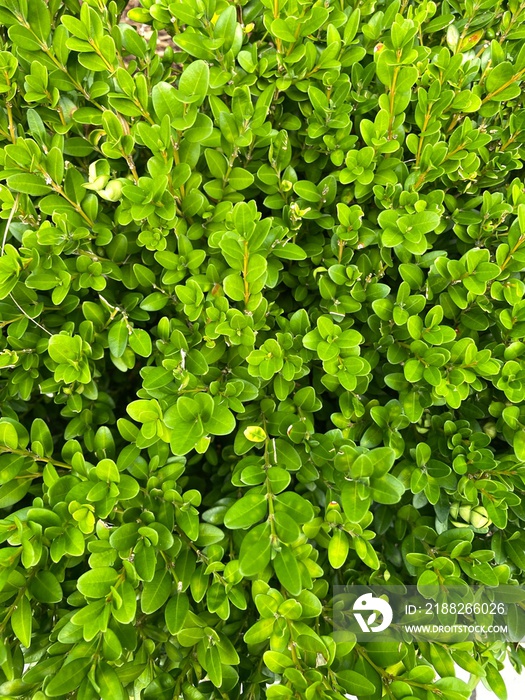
1, 0, 525, 698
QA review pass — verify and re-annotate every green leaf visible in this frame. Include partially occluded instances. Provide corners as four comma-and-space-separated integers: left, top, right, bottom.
77, 567, 119, 598
152, 81, 179, 120
47, 334, 80, 364
417, 570, 439, 597
341, 481, 370, 522
29, 571, 63, 603
505, 539, 525, 570
173, 30, 221, 60
370, 474, 405, 504
108, 320, 128, 357
224, 492, 267, 529
263, 650, 295, 674
97, 662, 126, 700
178, 60, 209, 105
243, 425, 267, 442
293, 181, 321, 202
141, 569, 172, 613
176, 507, 200, 541
355, 536, 380, 570
228, 167, 254, 190
245, 618, 275, 646
11, 595, 31, 647
223, 273, 245, 301
336, 670, 375, 696
129, 328, 152, 357
0, 480, 33, 509
300, 6, 329, 36
328, 529, 349, 569
165, 592, 189, 634
239, 522, 271, 576
434, 677, 473, 700
427, 644, 456, 678
109, 522, 140, 551
127, 399, 161, 422
274, 492, 314, 523
367, 447, 396, 477
205, 149, 228, 179
205, 403, 235, 436
205, 645, 222, 687
170, 419, 203, 455
0, 421, 18, 449
271, 19, 296, 42
514, 430, 525, 461
350, 453, 373, 478
112, 581, 137, 624
273, 243, 307, 260
273, 546, 301, 595
6, 173, 52, 196
30, 418, 53, 456
486, 62, 521, 101
46, 658, 91, 696
485, 665, 507, 700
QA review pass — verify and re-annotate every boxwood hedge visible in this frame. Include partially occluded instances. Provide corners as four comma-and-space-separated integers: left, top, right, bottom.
1, 0, 525, 698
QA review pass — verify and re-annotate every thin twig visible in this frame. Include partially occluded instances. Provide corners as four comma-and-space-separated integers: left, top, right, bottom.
9, 296, 52, 336
1, 194, 52, 336
1, 193, 19, 256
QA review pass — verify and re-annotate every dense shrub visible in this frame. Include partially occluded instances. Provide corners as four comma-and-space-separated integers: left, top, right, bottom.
1, 0, 525, 697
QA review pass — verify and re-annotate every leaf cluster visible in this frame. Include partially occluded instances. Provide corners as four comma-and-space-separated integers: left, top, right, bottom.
1, 0, 525, 698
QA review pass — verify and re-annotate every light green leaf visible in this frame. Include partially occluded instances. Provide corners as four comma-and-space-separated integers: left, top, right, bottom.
141, 569, 172, 613
165, 592, 189, 635
7, 173, 52, 196
0, 480, 33, 509
341, 481, 370, 522
77, 567, 119, 598
178, 60, 209, 105
244, 425, 267, 442
336, 670, 375, 696
239, 522, 271, 576
48, 334, 81, 364
29, 571, 63, 604
370, 474, 405, 504
11, 594, 31, 647
328, 529, 349, 569
224, 492, 267, 529
485, 665, 507, 700
205, 645, 222, 687
205, 403, 235, 436
0, 421, 18, 449
129, 328, 152, 357
46, 658, 91, 697
273, 546, 301, 595
228, 167, 254, 191
170, 419, 204, 455
108, 319, 128, 357
514, 430, 525, 462
97, 662, 126, 700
